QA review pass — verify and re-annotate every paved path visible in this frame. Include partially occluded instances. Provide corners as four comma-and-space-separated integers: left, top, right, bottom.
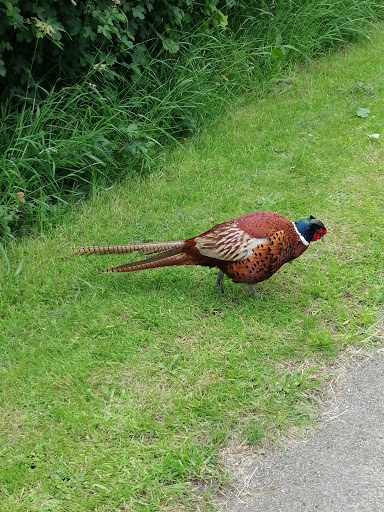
218, 349, 384, 512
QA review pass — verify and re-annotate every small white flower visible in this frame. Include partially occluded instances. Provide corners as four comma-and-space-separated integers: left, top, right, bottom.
38, 147, 58, 155
93, 63, 107, 72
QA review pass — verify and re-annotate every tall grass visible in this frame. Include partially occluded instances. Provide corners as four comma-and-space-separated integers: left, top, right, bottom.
1, 0, 383, 238
0, 32, 248, 237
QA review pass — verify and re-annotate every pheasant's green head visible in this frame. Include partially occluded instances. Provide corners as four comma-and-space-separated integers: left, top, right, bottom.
294, 216, 327, 244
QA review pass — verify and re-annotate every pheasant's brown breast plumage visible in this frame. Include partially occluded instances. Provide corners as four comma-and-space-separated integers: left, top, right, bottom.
224, 230, 289, 283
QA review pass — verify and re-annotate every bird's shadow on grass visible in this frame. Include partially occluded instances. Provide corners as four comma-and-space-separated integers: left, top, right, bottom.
69, 263, 340, 362
95, 265, 308, 318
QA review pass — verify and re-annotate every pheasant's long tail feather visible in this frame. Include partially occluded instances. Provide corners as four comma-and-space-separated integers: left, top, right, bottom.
74, 240, 185, 256
103, 249, 192, 273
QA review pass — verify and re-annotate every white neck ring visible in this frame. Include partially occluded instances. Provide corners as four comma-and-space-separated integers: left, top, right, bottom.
293, 222, 309, 246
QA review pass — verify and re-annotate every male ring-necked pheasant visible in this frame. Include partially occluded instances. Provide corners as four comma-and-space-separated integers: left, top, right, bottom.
74, 211, 326, 295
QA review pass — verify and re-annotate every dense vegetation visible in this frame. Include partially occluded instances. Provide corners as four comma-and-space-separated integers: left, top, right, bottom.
1, 0, 384, 239
0, 0, 233, 87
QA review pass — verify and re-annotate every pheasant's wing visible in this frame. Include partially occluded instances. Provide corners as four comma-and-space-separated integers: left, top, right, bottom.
194, 221, 269, 261
225, 230, 291, 283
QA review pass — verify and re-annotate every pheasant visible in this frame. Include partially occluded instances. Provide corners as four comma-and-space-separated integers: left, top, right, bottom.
74, 211, 326, 295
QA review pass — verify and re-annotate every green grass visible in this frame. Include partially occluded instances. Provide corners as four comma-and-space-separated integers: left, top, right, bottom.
1, 25, 384, 512
1, 0, 384, 238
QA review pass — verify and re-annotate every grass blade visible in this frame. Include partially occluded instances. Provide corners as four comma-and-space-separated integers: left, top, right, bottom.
0, 241, 10, 275
13, 257, 24, 277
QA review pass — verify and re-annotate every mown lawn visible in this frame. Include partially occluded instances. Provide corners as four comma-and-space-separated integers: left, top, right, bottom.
1, 26, 384, 512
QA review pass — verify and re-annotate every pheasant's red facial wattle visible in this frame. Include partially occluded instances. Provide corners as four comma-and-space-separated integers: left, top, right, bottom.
312, 227, 327, 241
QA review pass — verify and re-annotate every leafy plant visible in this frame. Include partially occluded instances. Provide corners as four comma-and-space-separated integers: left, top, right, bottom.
0, 0, 233, 91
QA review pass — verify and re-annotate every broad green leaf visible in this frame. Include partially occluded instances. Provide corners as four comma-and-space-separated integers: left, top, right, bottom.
272, 47, 284, 61
132, 5, 145, 20
126, 123, 139, 133
162, 37, 179, 53
119, 34, 134, 49
97, 24, 112, 39
83, 25, 96, 41
114, 12, 127, 23
68, 17, 82, 36
214, 10, 228, 27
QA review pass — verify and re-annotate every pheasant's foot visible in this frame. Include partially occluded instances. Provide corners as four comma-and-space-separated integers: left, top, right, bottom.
215, 270, 224, 294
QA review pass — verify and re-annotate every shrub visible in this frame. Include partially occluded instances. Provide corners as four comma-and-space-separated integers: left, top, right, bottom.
0, 0, 232, 91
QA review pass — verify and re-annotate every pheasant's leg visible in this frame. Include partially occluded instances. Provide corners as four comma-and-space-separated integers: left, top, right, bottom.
215, 270, 224, 294
248, 284, 258, 298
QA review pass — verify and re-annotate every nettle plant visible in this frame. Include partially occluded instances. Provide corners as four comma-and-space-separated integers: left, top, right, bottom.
0, 0, 233, 90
